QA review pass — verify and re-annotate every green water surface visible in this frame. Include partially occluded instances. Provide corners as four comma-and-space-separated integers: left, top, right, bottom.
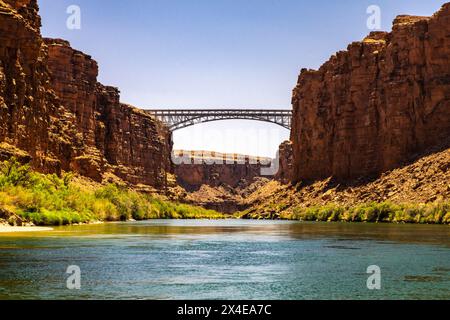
0, 220, 448, 300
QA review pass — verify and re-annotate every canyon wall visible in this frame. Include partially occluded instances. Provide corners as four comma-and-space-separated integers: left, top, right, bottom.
174, 151, 271, 191
291, 3, 450, 182
44, 39, 173, 187
0, 0, 77, 173
0, 0, 172, 189
275, 141, 294, 184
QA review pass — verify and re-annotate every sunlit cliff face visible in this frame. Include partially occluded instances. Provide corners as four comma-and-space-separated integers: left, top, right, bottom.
3, 0, 41, 31
5, 0, 33, 9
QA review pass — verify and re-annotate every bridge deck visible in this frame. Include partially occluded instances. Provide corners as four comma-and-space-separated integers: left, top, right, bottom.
146, 109, 292, 131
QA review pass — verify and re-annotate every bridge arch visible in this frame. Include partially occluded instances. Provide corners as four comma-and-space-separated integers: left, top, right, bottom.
146, 109, 292, 131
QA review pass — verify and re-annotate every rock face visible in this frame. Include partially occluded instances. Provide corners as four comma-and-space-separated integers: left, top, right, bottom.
0, 0, 77, 173
243, 139, 450, 218
172, 151, 274, 213
291, 3, 450, 182
275, 141, 294, 184
174, 150, 271, 191
0, 1, 172, 189
44, 39, 173, 187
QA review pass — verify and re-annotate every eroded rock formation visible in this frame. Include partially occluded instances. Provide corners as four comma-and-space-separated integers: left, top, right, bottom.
0, 0, 77, 173
174, 150, 271, 191
291, 3, 450, 182
0, 0, 172, 189
44, 39, 173, 187
242, 138, 450, 219
275, 141, 294, 184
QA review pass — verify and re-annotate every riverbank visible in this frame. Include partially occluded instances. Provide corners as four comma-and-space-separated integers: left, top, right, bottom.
238, 201, 450, 224
0, 225, 53, 233
0, 158, 225, 227
236, 144, 450, 225
2, 157, 449, 227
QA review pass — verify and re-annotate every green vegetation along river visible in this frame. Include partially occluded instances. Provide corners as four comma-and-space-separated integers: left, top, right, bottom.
0, 220, 449, 300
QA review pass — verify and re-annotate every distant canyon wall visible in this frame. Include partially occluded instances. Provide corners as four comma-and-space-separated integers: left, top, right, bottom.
290, 3, 450, 182
174, 151, 272, 191
0, 0, 172, 189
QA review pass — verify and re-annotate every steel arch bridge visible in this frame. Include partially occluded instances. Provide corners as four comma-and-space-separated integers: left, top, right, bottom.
145, 109, 292, 131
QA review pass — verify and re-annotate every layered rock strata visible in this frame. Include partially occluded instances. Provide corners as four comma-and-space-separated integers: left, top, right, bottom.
291, 4, 450, 182
173, 150, 271, 191
44, 38, 173, 187
0, 1, 172, 189
0, 0, 77, 173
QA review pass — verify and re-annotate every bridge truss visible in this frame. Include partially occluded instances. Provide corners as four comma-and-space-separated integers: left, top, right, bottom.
146, 109, 292, 131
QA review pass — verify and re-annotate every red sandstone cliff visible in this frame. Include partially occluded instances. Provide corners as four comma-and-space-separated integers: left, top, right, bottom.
174, 150, 271, 191
275, 141, 294, 184
0, 1, 172, 189
44, 39, 172, 187
291, 3, 450, 182
0, 0, 78, 173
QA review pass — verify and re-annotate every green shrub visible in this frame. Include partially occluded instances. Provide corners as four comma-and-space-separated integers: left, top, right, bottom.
1, 157, 448, 226
289, 201, 449, 225
0, 158, 225, 226
0, 158, 34, 188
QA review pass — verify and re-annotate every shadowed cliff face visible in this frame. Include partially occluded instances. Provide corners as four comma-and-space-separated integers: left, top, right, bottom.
290, 3, 450, 182
0, 1, 172, 189
275, 141, 294, 184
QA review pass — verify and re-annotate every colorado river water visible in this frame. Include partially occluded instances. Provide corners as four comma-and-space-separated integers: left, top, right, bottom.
0, 220, 448, 300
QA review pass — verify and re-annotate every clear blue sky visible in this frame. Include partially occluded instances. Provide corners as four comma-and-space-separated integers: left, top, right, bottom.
39, 0, 445, 157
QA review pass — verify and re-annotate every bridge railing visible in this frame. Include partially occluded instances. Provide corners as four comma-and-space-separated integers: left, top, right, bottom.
145, 109, 292, 131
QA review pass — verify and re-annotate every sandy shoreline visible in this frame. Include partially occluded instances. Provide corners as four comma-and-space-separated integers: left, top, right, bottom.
0, 226, 54, 233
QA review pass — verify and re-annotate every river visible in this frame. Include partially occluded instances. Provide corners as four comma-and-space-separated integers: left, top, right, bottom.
0, 220, 449, 300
